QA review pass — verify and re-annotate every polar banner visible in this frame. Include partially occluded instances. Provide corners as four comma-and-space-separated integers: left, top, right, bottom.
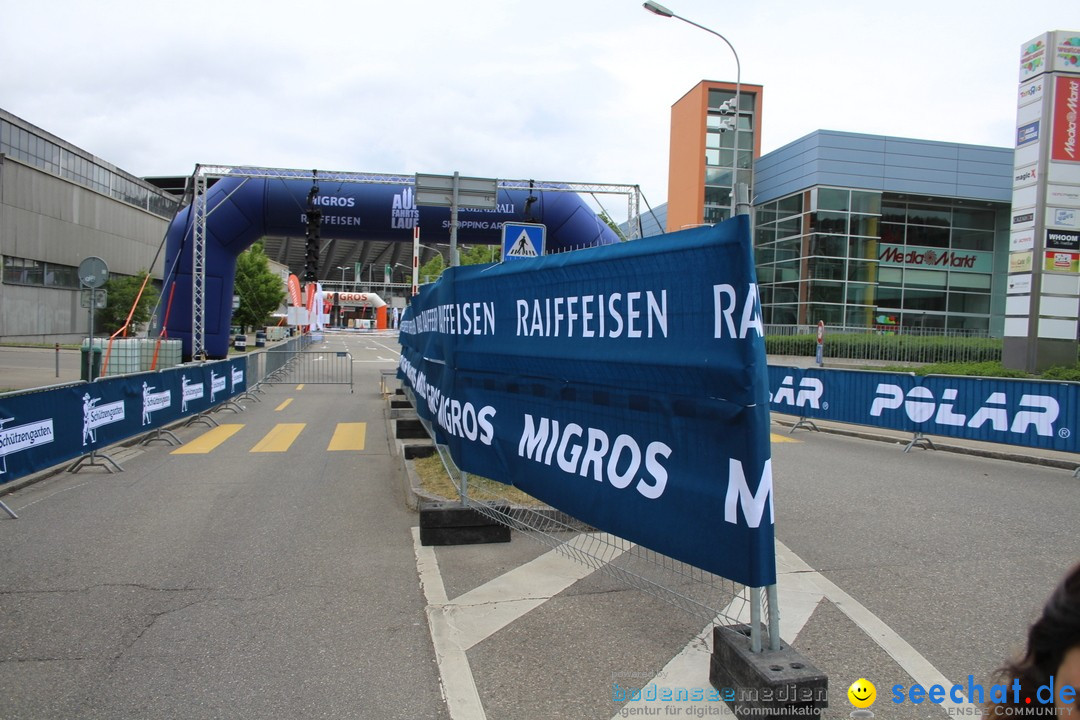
397, 218, 776, 587
0, 359, 246, 483
768, 366, 1080, 453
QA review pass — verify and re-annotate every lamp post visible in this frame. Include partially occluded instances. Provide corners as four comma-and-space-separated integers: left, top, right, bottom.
335, 266, 348, 327
643, 1, 744, 220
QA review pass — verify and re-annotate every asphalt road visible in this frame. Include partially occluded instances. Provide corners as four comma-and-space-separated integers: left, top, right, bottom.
1, 332, 1078, 719
0, 332, 446, 719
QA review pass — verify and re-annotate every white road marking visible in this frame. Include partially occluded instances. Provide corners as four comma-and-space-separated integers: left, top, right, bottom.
614, 539, 971, 717
413, 524, 971, 720
413, 527, 485, 719
413, 530, 630, 719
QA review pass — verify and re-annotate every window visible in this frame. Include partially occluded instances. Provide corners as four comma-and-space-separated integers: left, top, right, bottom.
809, 234, 846, 257
818, 188, 849, 212
777, 195, 803, 216
953, 207, 995, 230
850, 214, 878, 237
776, 215, 802, 238
848, 237, 878, 260
904, 269, 947, 289
806, 303, 845, 325
845, 283, 877, 304
3, 257, 43, 285
807, 258, 845, 280
902, 289, 947, 312
952, 228, 994, 251
774, 238, 801, 262
808, 280, 845, 303
907, 204, 951, 227
948, 292, 991, 314
847, 260, 879, 283
755, 225, 776, 246
851, 191, 881, 214
907, 225, 949, 248
2, 256, 80, 289
815, 212, 848, 234
948, 272, 991, 290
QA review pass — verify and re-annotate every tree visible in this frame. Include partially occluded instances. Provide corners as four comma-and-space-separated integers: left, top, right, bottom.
417, 245, 500, 284
232, 241, 286, 333
95, 270, 160, 336
460, 244, 501, 265
418, 253, 445, 284
599, 211, 628, 241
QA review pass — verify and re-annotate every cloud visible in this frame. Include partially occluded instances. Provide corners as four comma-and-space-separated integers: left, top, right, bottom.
1, 0, 1077, 220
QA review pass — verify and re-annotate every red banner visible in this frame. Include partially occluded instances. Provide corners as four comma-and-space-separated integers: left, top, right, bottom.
287, 274, 302, 306
1052, 75, 1080, 163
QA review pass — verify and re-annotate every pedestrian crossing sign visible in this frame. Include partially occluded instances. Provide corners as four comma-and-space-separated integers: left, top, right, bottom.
501, 222, 546, 261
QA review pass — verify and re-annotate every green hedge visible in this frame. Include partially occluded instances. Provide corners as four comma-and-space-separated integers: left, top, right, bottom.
765, 332, 1003, 364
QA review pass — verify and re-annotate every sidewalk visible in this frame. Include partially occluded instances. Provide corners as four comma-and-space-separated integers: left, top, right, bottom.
0, 346, 84, 390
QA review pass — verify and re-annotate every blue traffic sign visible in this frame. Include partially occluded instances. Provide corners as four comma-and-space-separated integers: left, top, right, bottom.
501, 222, 546, 261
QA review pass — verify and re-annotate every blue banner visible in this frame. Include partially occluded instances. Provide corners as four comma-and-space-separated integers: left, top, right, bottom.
398, 217, 776, 587
768, 366, 1080, 453
0, 359, 247, 483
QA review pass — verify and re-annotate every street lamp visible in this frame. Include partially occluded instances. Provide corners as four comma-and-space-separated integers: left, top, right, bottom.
643, 1, 744, 219
334, 266, 348, 327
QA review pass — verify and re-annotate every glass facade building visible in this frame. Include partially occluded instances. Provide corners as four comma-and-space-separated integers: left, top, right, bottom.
752, 131, 1013, 334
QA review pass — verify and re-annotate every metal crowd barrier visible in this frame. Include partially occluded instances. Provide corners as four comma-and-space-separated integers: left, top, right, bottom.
257, 350, 354, 393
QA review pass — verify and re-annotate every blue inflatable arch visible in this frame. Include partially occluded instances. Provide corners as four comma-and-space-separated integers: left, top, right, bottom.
160, 175, 621, 359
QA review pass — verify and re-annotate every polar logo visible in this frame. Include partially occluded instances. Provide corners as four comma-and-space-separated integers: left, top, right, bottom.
869, 384, 1059, 436
770, 376, 823, 409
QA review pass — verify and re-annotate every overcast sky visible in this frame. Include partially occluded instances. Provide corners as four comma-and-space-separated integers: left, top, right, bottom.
1, 0, 1075, 221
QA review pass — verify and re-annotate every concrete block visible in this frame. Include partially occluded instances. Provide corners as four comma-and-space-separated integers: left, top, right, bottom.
710, 624, 828, 719
419, 501, 511, 545
394, 418, 429, 440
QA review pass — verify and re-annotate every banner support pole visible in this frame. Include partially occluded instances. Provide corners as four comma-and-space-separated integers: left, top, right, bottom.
766, 583, 781, 651
749, 586, 763, 652
0, 498, 17, 519
460, 470, 469, 506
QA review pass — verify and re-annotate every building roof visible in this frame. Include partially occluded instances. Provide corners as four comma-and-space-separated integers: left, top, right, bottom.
753, 130, 1014, 205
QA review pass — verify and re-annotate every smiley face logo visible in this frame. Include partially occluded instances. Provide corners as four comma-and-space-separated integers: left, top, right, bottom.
848, 678, 877, 709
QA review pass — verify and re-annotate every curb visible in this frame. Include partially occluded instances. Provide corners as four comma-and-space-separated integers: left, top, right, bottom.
772, 417, 1080, 473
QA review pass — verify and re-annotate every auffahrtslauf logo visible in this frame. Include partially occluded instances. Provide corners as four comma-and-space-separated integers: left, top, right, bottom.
231, 366, 244, 392
391, 187, 419, 230
81, 393, 125, 446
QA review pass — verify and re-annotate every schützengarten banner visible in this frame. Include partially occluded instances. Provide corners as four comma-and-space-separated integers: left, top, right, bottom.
397, 217, 776, 587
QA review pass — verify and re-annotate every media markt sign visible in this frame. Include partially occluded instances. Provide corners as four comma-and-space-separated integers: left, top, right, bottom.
501, 222, 546, 261
878, 244, 993, 273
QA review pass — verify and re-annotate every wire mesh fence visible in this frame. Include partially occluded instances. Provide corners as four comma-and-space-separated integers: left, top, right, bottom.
409, 403, 763, 634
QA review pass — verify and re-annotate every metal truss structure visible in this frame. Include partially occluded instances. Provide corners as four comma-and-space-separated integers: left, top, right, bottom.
185, 164, 644, 358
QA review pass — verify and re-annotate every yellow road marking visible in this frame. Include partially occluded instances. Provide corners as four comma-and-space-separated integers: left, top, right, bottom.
770, 433, 801, 443
328, 422, 366, 451
171, 424, 244, 454
250, 423, 305, 452
275, 398, 293, 411
296, 384, 304, 390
